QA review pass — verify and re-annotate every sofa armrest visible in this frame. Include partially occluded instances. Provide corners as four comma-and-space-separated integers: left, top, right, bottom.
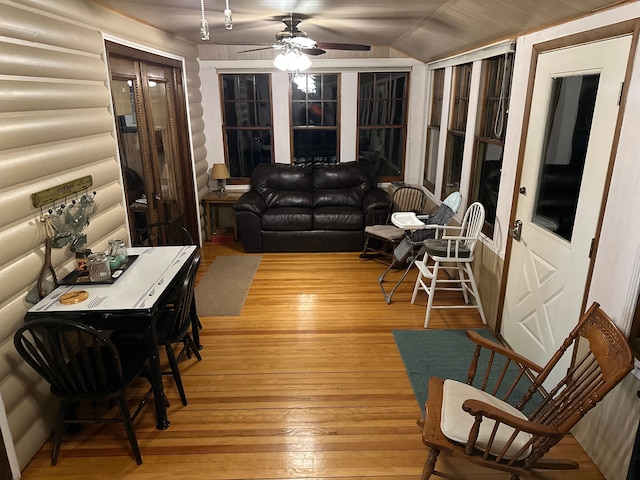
362, 187, 392, 215
233, 191, 266, 216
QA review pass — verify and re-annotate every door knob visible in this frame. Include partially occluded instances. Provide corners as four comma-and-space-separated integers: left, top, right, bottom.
510, 219, 523, 241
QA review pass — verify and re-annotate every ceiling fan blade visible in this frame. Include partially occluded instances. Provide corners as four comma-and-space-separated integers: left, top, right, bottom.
238, 46, 276, 54
301, 47, 326, 56
315, 43, 371, 51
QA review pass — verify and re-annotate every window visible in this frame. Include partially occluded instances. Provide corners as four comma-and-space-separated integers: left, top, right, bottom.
291, 73, 339, 164
470, 53, 513, 237
357, 72, 408, 180
442, 63, 472, 200
221, 74, 273, 179
423, 68, 445, 192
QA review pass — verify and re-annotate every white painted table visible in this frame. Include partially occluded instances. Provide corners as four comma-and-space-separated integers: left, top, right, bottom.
26, 245, 198, 430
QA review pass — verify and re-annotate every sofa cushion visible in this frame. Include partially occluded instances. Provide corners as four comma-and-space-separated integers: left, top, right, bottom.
262, 207, 313, 231
252, 163, 314, 209
313, 162, 375, 198
314, 188, 364, 207
314, 206, 364, 230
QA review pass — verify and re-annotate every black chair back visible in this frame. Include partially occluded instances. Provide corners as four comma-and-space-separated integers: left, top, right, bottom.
134, 222, 194, 247
162, 252, 201, 343
14, 318, 148, 465
14, 319, 127, 399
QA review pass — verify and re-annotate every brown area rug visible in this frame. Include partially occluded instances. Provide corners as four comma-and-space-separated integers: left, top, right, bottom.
195, 255, 261, 316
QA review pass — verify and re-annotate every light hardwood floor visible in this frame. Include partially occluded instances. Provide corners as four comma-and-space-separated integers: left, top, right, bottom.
20, 242, 604, 479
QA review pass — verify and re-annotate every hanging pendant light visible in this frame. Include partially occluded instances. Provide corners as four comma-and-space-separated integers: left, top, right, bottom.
200, 0, 210, 40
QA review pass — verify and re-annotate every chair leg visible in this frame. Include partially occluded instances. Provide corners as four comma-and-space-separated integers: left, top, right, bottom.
457, 262, 470, 304
116, 394, 143, 465
421, 447, 440, 480
463, 263, 487, 324
411, 265, 423, 304
51, 400, 68, 466
165, 344, 188, 406
424, 261, 440, 328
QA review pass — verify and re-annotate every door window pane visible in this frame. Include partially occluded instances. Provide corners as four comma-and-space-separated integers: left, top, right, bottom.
534, 74, 599, 241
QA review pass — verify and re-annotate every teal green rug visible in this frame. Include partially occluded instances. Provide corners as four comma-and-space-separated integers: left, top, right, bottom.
393, 328, 542, 416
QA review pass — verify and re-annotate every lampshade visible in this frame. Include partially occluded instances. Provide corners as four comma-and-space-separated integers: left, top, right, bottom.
210, 164, 230, 180
273, 49, 312, 72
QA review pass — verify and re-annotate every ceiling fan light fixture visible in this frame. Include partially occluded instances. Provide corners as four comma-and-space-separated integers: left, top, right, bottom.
273, 49, 311, 72
289, 37, 316, 48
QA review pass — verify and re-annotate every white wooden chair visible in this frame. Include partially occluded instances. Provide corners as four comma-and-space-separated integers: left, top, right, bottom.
411, 202, 486, 327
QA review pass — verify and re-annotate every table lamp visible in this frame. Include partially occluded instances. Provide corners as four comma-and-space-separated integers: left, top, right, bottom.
210, 164, 230, 194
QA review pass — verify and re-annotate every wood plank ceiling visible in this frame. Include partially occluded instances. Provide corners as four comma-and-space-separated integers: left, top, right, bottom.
93, 0, 633, 62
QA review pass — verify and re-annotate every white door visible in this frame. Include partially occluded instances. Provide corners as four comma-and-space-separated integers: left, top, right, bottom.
502, 36, 630, 384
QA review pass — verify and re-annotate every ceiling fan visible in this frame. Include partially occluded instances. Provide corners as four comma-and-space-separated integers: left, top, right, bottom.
238, 14, 371, 56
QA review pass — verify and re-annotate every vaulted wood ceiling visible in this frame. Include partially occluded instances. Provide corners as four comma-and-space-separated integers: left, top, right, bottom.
93, 0, 632, 62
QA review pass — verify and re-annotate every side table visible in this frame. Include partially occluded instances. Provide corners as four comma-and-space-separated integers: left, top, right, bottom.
202, 191, 243, 241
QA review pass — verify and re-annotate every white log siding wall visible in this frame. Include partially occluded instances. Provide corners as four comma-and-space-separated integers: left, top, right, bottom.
0, 0, 207, 469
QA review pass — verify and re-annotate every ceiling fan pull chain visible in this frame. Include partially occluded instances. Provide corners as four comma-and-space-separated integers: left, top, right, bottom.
224, 0, 232, 30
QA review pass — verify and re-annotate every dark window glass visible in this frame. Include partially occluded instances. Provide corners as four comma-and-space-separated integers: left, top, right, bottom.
470, 53, 514, 237
357, 72, 408, 180
423, 68, 445, 191
442, 63, 472, 199
534, 74, 599, 241
221, 74, 274, 179
291, 74, 339, 164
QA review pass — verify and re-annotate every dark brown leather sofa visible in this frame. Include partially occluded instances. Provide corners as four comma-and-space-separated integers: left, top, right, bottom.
233, 162, 391, 253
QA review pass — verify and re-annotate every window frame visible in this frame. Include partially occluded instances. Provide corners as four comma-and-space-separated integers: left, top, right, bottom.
357, 71, 409, 181
423, 68, 445, 192
220, 73, 274, 182
468, 53, 514, 238
290, 73, 340, 165
442, 63, 472, 201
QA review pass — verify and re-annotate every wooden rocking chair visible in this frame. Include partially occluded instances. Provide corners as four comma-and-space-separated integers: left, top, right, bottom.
419, 302, 633, 480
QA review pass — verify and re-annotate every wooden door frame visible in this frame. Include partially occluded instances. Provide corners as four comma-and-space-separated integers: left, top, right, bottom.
495, 19, 639, 335
105, 41, 198, 242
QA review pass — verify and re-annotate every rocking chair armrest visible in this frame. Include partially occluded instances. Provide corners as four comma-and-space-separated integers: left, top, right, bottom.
462, 399, 561, 437
466, 330, 544, 374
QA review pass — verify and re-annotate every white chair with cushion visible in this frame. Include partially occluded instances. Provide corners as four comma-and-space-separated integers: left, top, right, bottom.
411, 201, 486, 327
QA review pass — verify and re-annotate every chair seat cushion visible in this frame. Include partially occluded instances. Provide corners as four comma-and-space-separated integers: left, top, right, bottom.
441, 380, 532, 460
365, 224, 405, 242
424, 239, 471, 258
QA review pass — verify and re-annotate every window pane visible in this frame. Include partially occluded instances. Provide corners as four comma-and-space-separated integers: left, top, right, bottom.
424, 126, 439, 188
221, 74, 273, 179
472, 142, 503, 226
534, 74, 599, 241
358, 72, 408, 179
291, 73, 339, 163
443, 132, 465, 198
424, 69, 445, 191
442, 64, 471, 200
293, 129, 338, 164
226, 129, 273, 177
470, 53, 513, 236
358, 128, 404, 177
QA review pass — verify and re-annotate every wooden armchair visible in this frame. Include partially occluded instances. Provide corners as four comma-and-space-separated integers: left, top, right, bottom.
420, 302, 633, 480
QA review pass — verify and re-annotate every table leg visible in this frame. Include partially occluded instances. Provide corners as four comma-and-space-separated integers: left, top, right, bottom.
144, 320, 170, 430
205, 202, 212, 240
